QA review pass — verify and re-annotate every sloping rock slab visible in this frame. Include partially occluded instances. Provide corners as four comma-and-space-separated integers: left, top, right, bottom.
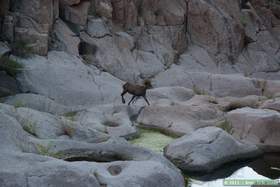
16, 51, 123, 107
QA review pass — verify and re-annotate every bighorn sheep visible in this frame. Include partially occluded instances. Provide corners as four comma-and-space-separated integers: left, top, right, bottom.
121, 80, 151, 105
240, 0, 250, 9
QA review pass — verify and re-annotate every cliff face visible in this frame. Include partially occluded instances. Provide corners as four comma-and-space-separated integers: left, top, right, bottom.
1, 0, 280, 82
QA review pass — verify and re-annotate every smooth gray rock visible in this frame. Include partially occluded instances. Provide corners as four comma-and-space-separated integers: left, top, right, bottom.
164, 127, 262, 173
75, 104, 139, 139
147, 86, 194, 103
137, 95, 223, 136
153, 67, 262, 97
16, 51, 123, 107
80, 32, 165, 83
0, 103, 109, 143
87, 18, 110, 38
4, 93, 77, 115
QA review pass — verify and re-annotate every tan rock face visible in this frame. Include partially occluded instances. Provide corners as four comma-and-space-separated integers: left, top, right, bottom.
60, 1, 91, 26
109, 0, 186, 28
188, 0, 244, 64
140, 0, 186, 26
2, 0, 59, 55
51, 19, 80, 55
93, 0, 112, 18
111, 0, 138, 28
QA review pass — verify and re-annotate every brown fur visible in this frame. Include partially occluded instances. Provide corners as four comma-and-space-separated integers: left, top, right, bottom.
121, 82, 150, 105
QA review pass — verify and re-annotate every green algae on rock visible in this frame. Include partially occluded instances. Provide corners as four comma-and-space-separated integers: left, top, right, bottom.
130, 128, 175, 153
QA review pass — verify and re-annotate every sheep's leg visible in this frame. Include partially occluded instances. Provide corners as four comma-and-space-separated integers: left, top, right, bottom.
132, 96, 140, 104
121, 90, 127, 104
128, 95, 136, 105
143, 95, 150, 105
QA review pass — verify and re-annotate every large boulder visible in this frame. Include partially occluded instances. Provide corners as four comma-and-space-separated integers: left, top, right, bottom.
16, 51, 123, 107
75, 104, 139, 139
137, 95, 223, 136
227, 107, 280, 152
164, 127, 261, 173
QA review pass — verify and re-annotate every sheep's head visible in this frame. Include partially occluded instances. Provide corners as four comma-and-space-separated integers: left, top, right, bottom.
143, 79, 152, 89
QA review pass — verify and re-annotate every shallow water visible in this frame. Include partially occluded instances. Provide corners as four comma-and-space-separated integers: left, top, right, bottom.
186, 153, 280, 182
130, 129, 280, 186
